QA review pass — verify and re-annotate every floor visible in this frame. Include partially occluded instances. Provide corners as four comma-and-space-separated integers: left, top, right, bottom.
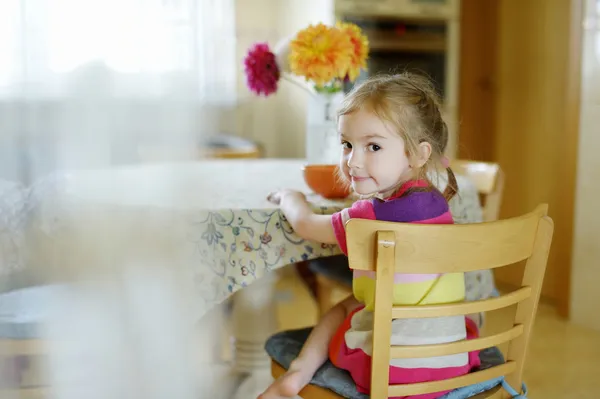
516, 305, 600, 398
236, 266, 600, 399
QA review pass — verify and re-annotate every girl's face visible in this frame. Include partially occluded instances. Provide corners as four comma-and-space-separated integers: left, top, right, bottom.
338, 109, 414, 196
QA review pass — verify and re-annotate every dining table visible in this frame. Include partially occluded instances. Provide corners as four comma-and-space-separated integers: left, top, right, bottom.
26, 158, 487, 398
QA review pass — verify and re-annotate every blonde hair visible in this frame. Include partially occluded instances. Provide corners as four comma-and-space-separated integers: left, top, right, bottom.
338, 72, 458, 201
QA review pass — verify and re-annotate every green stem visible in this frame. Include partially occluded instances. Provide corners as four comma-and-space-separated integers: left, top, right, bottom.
314, 80, 343, 94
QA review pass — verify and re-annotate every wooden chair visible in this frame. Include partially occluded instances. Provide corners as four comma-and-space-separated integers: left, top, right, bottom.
203, 134, 261, 159
312, 159, 505, 316
451, 160, 504, 223
138, 133, 261, 162
0, 286, 57, 399
270, 204, 553, 399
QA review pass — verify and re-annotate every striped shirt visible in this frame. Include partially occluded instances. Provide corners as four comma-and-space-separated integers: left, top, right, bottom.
328, 180, 480, 399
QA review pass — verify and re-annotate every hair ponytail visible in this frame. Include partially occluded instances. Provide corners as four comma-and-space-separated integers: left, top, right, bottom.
442, 167, 458, 201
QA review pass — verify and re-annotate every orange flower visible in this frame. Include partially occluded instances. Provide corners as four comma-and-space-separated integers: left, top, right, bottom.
336, 22, 369, 82
288, 23, 353, 87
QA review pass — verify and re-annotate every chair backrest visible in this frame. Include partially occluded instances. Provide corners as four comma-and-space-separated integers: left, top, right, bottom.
345, 204, 553, 399
452, 160, 504, 222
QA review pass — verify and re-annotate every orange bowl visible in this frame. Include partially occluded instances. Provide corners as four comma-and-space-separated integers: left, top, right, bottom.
302, 164, 351, 199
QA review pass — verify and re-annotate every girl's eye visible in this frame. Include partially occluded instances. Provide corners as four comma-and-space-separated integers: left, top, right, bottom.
367, 144, 381, 152
341, 141, 352, 149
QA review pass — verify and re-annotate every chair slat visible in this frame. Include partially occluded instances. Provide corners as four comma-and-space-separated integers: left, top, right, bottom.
0, 339, 47, 355
0, 388, 48, 398
390, 324, 524, 359
504, 215, 554, 392
451, 161, 500, 195
391, 287, 531, 319
346, 205, 546, 273
388, 362, 516, 397
370, 231, 396, 399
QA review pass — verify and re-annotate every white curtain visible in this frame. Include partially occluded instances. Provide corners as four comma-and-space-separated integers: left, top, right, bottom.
0, 1, 238, 398
0, 0, 237, 184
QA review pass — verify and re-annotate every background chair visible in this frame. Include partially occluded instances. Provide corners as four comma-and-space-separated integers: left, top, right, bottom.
451, 160, 504, 223
202, 134, 261, 159
267, 204, 553, 399
138, 133, 261, 162
310, 160, 505, 317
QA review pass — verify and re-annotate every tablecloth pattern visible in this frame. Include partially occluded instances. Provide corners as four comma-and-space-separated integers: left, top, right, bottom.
180, 173, 485, 314
189, 175, 483, 295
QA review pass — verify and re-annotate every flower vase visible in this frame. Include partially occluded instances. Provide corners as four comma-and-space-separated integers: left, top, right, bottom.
305, 91, 344, 165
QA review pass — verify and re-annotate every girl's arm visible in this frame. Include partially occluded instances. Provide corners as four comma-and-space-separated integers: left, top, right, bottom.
267, 189, 337, 244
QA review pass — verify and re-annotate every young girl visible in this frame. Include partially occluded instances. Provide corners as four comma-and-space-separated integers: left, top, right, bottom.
260, 73, 480, 399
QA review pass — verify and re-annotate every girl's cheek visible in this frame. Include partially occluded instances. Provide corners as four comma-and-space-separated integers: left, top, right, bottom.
340, 153, 349, 166
340, 161, 351, 179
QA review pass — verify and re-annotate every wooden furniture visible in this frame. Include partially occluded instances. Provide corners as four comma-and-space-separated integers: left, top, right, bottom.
313, 261, 351, 317
0, 340, 47, 398
272, 360, 502, 399
203, 134, 261, 159
451, 160, 504, 222
458, 0, 583, 315
313, 160, 504, 316
138, 133, 261, 161
271, 204, 554, 398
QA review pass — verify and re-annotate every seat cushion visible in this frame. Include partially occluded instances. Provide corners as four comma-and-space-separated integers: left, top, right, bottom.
265, 327, 505, 399
0, 284, 68, 339
0, 284, 70, 390
307, 255, 353, 287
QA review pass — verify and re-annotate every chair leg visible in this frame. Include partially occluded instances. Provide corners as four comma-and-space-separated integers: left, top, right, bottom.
294, 261, 318, 298
315, 275, 335, 316
315, 275, 354, 317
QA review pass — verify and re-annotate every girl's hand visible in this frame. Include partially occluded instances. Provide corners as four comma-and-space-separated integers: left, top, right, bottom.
266, 188, 336, 244
266, 189, 306, 206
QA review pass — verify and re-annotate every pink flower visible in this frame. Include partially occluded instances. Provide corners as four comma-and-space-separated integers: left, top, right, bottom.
244, 43, 280, 96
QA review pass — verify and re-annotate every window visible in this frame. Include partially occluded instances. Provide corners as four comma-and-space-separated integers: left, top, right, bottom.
0, 0, 236, 100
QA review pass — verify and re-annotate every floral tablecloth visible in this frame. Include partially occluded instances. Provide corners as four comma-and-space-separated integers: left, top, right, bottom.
8, 159, 486, 317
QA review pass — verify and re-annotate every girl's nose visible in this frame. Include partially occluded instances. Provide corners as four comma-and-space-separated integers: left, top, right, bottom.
347, 150, 362, 169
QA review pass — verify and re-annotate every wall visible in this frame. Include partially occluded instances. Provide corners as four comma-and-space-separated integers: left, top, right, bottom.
233, 0, 334, 158
571, 0, 600, 331
232, 0, 281, 158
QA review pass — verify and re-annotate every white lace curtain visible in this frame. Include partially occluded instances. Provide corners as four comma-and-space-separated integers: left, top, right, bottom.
0, 0, 237, 183
0, 0, 236, 97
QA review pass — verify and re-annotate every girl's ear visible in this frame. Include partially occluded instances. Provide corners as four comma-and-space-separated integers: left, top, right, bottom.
414, 142, 432, 168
